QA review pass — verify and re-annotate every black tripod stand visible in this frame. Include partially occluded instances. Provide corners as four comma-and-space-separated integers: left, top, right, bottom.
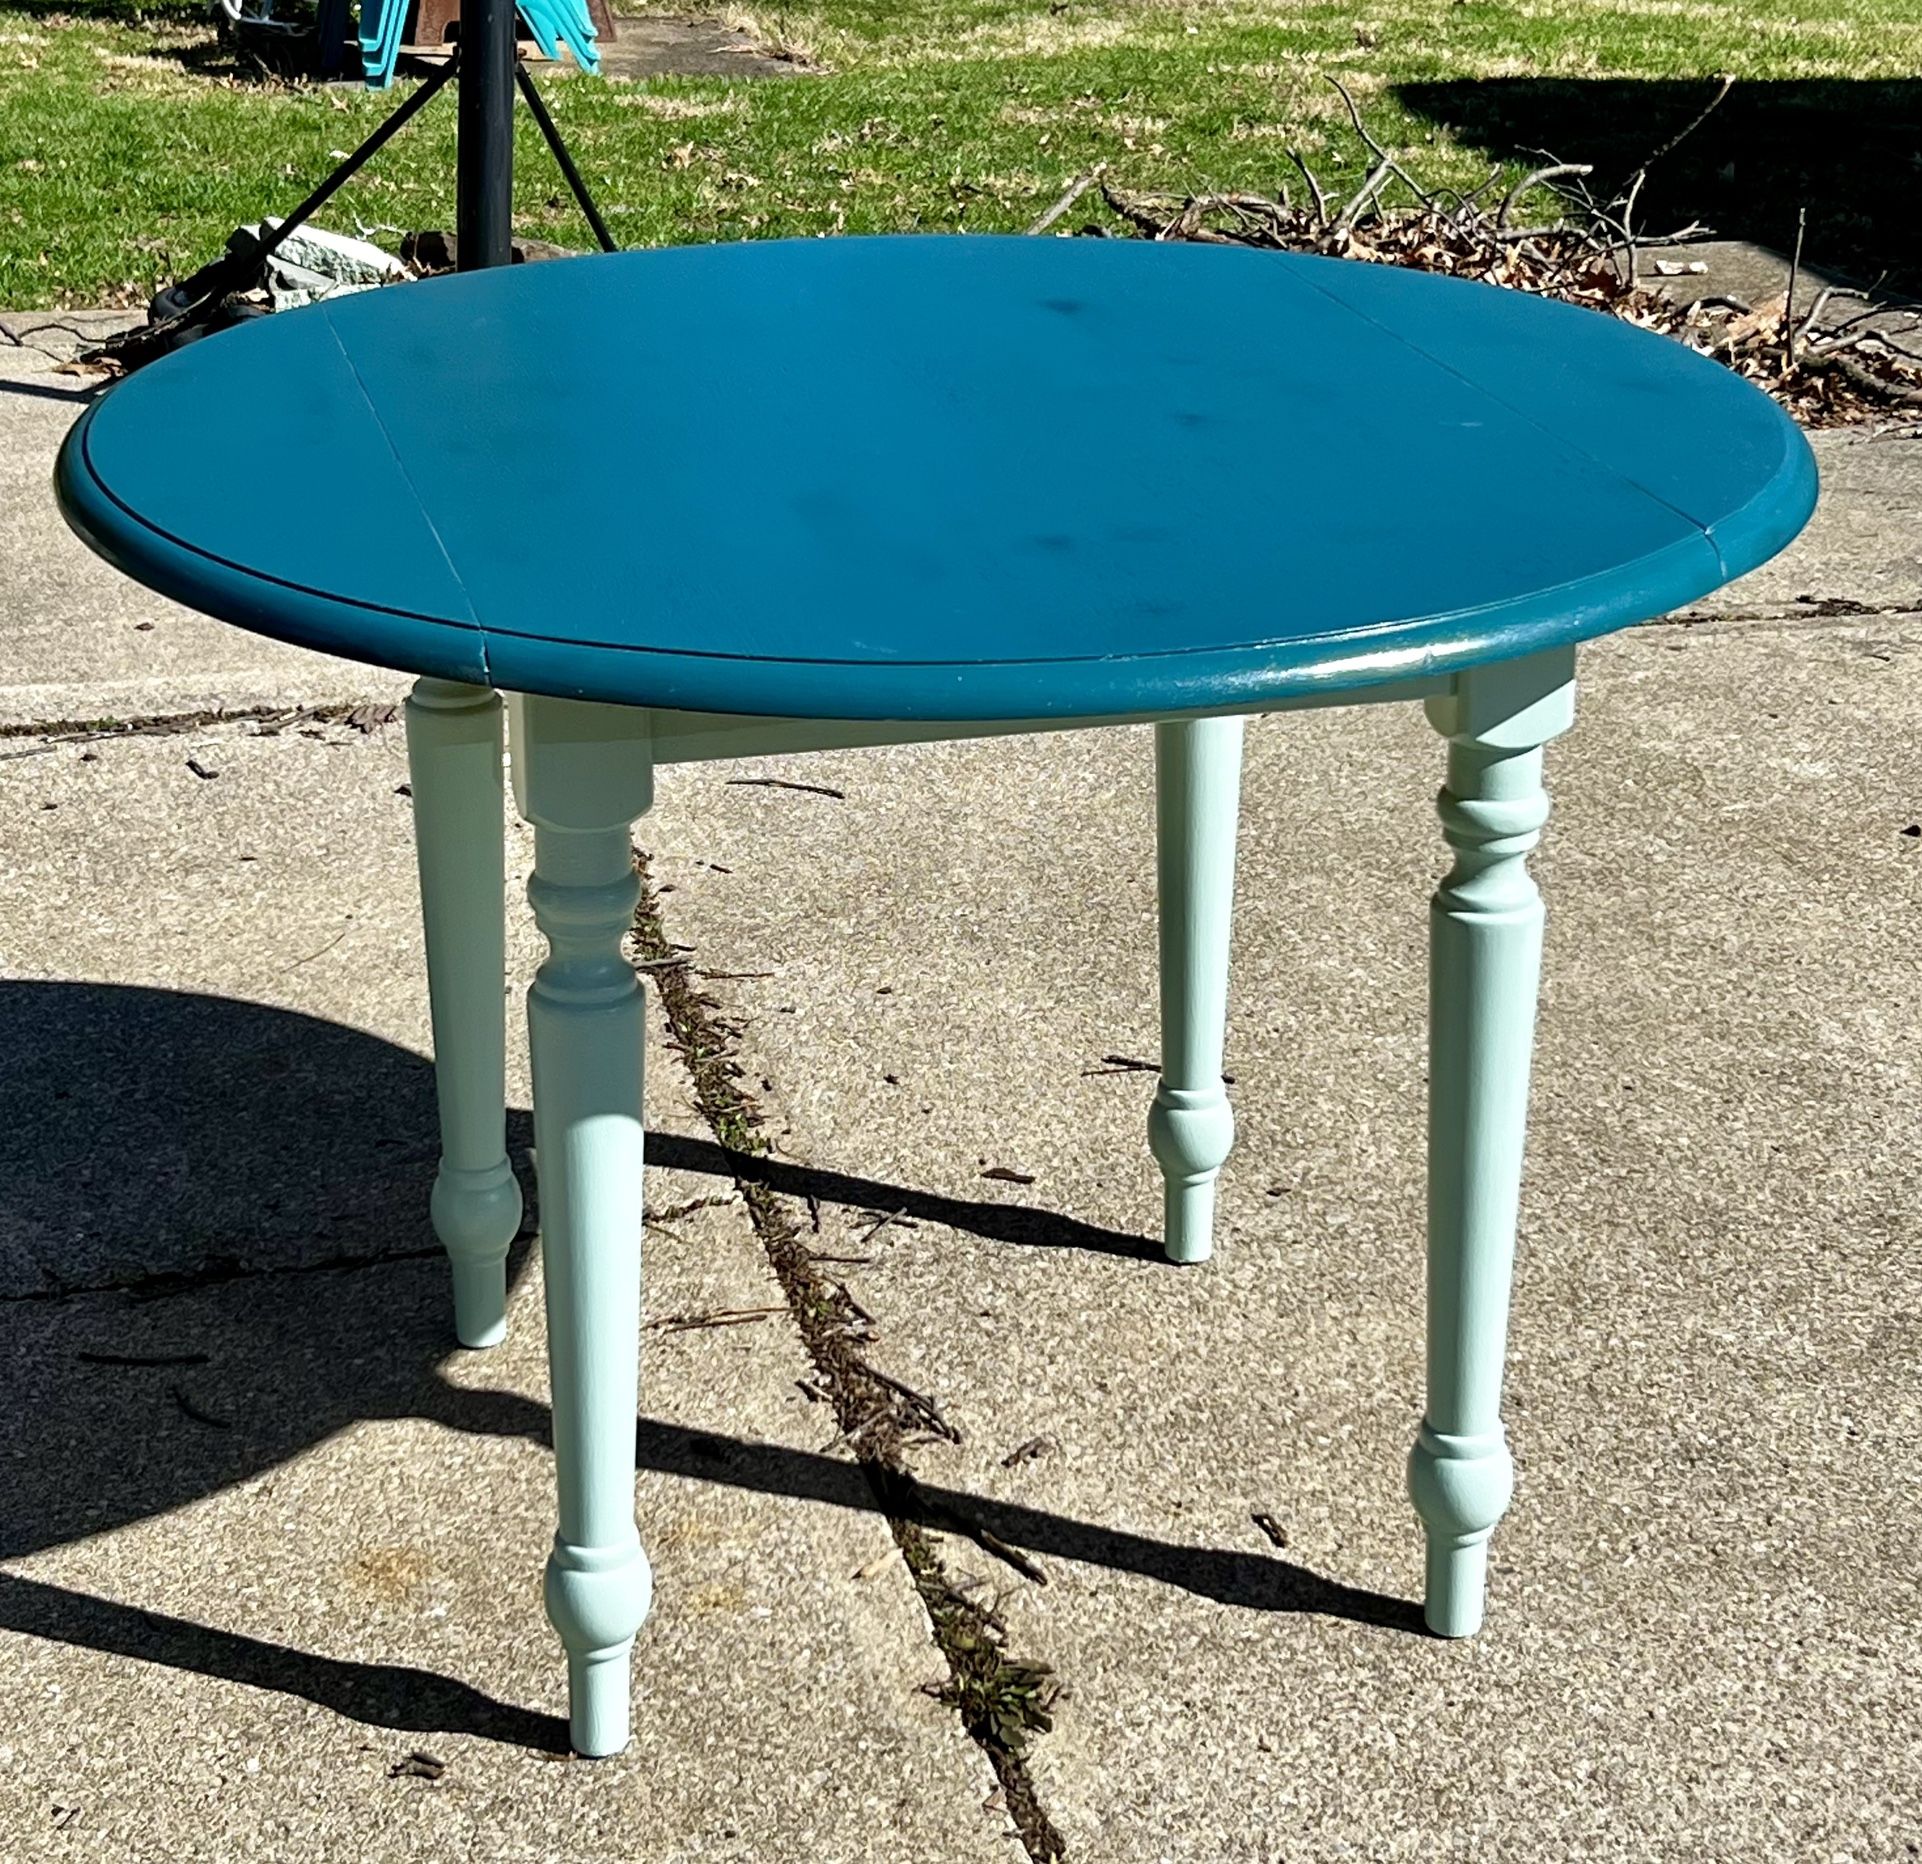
118, 0, 614, 362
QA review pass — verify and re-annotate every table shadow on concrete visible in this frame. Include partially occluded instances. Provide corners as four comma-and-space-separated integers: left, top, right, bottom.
413, 1389, 1423, 1633
0, 1570, 569, 1751
644, 1129, 1163, 1262
0, 981, 559, 1745
0, 979, 537, 1304
1, 981, 1416, 1753
0, 375, 99, 409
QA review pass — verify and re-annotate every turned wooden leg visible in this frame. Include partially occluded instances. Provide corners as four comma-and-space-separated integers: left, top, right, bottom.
405, 677, 523, 1349
1149, 715, 1244, 1264
1409, 648, 1576, 1637
513, 694, 655, 1758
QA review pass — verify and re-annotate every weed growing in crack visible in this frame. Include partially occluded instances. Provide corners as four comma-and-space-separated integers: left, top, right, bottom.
629, 844, 1070, 1863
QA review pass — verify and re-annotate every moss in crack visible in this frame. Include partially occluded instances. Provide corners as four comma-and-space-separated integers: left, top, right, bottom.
906, 1524, 1060, 1750
630, 844, 1069, 1863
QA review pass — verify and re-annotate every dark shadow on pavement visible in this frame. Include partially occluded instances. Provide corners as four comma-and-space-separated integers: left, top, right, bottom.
419, 1384, 1423, 1634
0, 1574, 568, 1750
0, 981, 551, 1745
642, 1128, 1164, 1263
0, 981, 1414, 1755
0, 978, 535, 1309
1395, 76, 1922, 297
0, 377, 101, 406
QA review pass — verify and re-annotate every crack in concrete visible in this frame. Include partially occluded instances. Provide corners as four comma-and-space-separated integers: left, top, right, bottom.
630, 845, 1071, 1863
1826, 422, 1922, 446
0, 700, 401, 744
1646, 598, 1922, 630
0, 1242, 446, 1308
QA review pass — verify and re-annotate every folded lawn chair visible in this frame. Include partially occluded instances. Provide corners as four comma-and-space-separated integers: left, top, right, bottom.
359, 0, 600, 88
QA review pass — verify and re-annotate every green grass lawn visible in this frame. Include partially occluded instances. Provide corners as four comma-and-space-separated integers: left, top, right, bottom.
1, 0, 1917, 307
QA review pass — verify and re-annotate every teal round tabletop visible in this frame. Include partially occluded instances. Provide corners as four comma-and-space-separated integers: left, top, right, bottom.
56, 234, 1816, 722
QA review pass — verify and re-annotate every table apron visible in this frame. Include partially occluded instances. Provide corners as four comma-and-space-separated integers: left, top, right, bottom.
580, 674, 1453, 767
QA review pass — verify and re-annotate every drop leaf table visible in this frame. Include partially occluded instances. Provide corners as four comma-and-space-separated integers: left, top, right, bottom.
56, 234, 1816, 1757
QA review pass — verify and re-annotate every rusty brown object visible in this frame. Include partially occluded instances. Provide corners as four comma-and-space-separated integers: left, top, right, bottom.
401, 0, 614, 55
400, 229, 582, 271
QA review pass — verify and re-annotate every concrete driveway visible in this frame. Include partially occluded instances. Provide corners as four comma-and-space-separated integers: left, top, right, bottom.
2, 321, 1917, 1861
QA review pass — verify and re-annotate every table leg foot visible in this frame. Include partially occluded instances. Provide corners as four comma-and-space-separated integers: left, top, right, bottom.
565, 1648, 635, 1760
1422, 1525, 1492, 1639
1410, 1423, 1508, 1638
548, 1542, 651, 1756
436, 1165, 520, 1349
1150, 717, 1243, 1265
515, 697, 656, 1758
1157, 1172, 1218, 1268
406, 677, 522, 1350
1409, 650, 1575, 1639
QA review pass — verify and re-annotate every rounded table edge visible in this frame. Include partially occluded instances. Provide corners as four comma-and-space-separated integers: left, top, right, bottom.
52, 402, 492, 692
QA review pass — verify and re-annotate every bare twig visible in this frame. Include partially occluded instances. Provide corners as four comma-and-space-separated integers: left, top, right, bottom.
1327, 75, 1385, 159
836, 1284, 876, 1325
1618, 72, 1736, 199
277, 923, 351, 974
724, 776, 846, 801
647, 1305, 786, 1333
1283, 149, 1328, 225
1332, 157, 1395, 234
1496, 163, 1591, 233
862, 1364, 961, 1443
821, 1412, 883, 1458
974, 1527, 1048, 1586
1080, 1053, 1158, 1076
1460, 164, 1507, 211
1000, 1434, 1058, 1468
1028, 162, 1107, 235
1618, 167, 1648, 267
1785, 206, 1808, 366
852, 1206, 919, 1245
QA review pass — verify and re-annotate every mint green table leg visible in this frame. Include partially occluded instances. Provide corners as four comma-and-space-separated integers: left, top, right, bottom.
1150, 715, 1245, 1264
405, 678, 523, 1349
1409, 648, 1576, 1636
513, 695, 656, 1757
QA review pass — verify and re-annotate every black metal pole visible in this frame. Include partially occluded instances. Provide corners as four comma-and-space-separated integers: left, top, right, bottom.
457, 0, 516, 269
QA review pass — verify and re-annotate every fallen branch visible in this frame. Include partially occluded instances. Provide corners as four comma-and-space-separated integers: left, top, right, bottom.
1088, 88, 1921, 429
